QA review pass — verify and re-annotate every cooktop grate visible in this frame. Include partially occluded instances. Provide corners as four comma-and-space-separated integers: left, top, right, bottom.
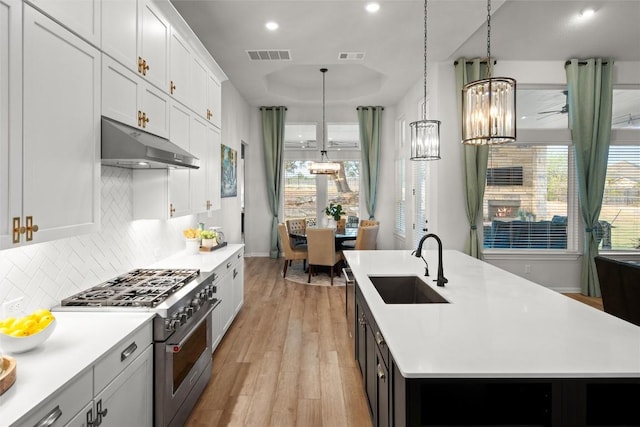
61, 268, 200, 308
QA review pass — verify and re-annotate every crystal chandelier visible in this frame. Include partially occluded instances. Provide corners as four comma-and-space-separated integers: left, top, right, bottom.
410, 0, 440, 161
309, 68, 340, 175
461, 0, 516, 145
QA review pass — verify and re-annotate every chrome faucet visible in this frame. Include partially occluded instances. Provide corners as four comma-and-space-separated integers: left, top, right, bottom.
414, 233, 448, 287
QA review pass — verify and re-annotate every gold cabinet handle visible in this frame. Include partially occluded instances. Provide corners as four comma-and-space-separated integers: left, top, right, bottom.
138, 56, 144, 74
169, 204, 175, 217
170, 81, 176, 95
206, 200, 212, 210
206, 109, 212, 120
26, 216, 38, 241
142, 59, 149, 75
12, 217, 22, 244
138, 111, 149, 128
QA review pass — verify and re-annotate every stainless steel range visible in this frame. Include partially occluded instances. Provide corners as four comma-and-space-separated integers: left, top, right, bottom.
60, 268, 220, 427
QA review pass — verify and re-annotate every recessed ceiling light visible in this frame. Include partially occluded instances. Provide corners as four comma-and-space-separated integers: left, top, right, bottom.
365, 2, 380, 13
579, 8, 595, 19
265, 21, 279, 31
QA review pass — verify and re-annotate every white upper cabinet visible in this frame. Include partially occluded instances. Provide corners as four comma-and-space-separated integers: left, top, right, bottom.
168, 102, 192, 217
0, 0, 22, 248
139, 0, 169, 90
102, 55, 169, 138
191, 56, 222, 128
101, 0, 138, 71
189, 116, 208, 214
102, 0, 169, 92
27, 0, 101, 46
207, 72, 222, 128
169, 27, 191, 106
18, 5, 100, 247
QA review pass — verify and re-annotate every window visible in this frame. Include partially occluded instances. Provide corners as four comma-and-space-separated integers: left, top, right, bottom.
395, 117, 406, 237
485, 86, 640, 253
395, 159, 406, 237
598, 146, 640, 250
283, 160, 317, 219
283, 123, 360, 223
483, 145, 570, 249
414, 161, 429, 248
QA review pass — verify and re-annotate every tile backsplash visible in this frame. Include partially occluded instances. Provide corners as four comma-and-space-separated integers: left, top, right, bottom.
0, 166, 195, 313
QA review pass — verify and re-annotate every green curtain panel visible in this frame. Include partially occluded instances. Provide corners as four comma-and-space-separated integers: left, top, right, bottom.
260, 106, 287, 258
455, 58, 491, 258
565, 58, 614, 297
357, 106, 383, 219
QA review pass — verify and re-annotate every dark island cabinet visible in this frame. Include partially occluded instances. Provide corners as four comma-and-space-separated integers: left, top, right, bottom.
354, 285, 640, 427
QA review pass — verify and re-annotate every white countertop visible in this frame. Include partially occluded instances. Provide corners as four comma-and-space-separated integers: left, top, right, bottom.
344, 250, 640, 379
0, 312, 154, 426
148, 243, 244, 272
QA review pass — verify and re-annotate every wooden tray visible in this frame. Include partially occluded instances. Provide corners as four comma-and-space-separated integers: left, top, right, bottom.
0, 355, 17, 396
200, 241, 227, 252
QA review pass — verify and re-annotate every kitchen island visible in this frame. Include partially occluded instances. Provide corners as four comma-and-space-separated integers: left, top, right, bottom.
344, 250, 640, 426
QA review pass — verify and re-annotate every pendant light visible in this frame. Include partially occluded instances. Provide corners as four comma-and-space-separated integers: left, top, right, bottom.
461, 0, 516, 145
410, 0, 441, 161
309, 68, 340, 175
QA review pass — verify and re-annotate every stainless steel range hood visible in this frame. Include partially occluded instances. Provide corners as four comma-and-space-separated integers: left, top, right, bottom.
101, 116, 199, 169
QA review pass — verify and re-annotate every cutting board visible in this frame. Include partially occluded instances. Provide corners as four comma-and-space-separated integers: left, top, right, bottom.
0, 355, 17, 395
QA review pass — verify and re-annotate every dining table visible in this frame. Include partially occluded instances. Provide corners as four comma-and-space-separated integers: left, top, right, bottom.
289, 226, 358, 250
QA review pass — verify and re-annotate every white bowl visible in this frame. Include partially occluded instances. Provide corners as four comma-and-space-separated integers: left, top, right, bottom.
0, 319, 57, 354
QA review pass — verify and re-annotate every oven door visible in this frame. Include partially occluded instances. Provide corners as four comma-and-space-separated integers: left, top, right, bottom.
155, 301, 218, 427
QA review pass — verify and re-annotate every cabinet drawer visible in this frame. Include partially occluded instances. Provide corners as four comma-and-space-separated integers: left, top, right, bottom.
94, 321, 152, 394
19, 369, 92, 427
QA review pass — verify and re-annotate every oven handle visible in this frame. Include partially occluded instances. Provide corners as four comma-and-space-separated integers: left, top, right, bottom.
166, 301, 218, 353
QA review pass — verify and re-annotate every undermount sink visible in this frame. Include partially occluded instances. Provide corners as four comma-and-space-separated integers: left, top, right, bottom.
368, 275, 449, 304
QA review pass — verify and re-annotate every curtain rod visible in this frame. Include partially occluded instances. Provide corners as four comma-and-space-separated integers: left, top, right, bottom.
356, 106, 384, 110
564, 60, 609, 66
453, 59, 497, 66
259, 106, 288, 111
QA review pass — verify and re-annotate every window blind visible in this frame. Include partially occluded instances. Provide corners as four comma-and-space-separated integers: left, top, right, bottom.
599, 145, 640, 250
483, 145, 569, 249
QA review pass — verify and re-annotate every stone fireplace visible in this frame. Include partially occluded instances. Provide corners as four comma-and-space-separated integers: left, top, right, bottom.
488, 199, 521, 219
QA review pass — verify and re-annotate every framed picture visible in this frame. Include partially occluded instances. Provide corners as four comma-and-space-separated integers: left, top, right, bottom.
221, 144, 237, 198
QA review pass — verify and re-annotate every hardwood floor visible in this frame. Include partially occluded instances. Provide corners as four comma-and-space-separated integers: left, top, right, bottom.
563, 293, 604, 311
185, 257, 605, 426
185, 256, 371, 427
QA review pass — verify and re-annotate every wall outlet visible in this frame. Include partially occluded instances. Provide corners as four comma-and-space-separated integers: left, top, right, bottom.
524, 264, 532, 274
2, 296, 25, 317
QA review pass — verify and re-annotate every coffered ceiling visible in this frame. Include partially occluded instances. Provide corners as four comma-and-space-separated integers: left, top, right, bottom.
171, 0, 640, 109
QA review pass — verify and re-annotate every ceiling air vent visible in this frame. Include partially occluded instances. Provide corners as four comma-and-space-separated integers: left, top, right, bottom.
338, 52, 365, 60
246, 50, 292, 61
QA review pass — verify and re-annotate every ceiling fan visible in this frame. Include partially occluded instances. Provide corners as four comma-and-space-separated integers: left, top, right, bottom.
537, 90, 569, 119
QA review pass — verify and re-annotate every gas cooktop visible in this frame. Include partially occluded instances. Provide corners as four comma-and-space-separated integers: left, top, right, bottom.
61, 268, 200, 308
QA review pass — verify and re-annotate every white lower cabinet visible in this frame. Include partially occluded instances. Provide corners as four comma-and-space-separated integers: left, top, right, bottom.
211, 248, 244, 353
232, 249, 245, 315
21, 322, 153, 427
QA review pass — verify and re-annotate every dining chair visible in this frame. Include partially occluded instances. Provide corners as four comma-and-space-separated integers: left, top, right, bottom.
286, 218, 307, 247
306, 227, 344, 285
278, 223, 308, 278
343, 225, 379, 250
342, 221, 379, 249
